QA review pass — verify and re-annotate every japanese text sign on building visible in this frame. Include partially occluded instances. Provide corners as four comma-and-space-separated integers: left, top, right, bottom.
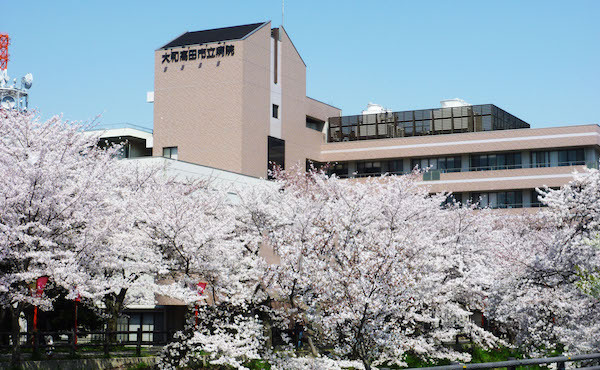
161, 45, 235, 64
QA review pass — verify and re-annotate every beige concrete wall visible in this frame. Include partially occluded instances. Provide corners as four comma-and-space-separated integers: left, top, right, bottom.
153, 23, 340, 178
153, 24, 271, 175
279, 27, 309, 171
306, 97, 341, 151
320, 124, 600, 162
278, 28, 342, 171
241, 23, 271, 177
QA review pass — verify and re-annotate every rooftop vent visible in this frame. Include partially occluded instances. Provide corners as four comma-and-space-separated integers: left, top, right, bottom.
362, 102, 391, 115
440, 98, 471, 108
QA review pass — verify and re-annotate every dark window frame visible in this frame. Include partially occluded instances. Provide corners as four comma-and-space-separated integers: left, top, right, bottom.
162, 146, 178, 160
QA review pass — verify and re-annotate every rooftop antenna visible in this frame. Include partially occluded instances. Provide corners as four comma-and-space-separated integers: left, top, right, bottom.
0, 34, 33, 110
0, 34, 9, 71
282, 0, 284, 27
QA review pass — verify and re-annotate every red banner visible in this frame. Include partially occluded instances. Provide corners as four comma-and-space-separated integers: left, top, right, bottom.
33, 277, 49, 331
35, 277, 49, 297
197, 282, 207, 295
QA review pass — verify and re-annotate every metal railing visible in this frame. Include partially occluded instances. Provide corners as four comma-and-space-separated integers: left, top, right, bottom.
402, 353, 600, 370
86, 123, 153, 133
333, 160, 594, 179
0, 328, 174, 359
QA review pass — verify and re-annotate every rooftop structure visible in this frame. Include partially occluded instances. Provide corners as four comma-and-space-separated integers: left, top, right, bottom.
328, 103, 530, 142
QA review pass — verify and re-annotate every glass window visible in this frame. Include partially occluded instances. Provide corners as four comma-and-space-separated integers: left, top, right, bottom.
357, 161, 382, 176
414, 121, 423, 135
162, 146, 178, 160
423, 120, 431, 132
489, 193, 498, 208
387, 159, 403, 174
329, 127, 341, 141
558, 150, 568, 165
329, 162, 349, 177
404, 122, 413, 136
531, 151, 550, 167
453, 118, 462, 130
267, 136, 285, 178
272, 104, 279, 119
471, 155, 480, 169
488, 154, 497, 168
307, 117, 325, 132
471, 190, 523, 209
514, 153, 522, 167
442, 118, 452, 131
329, 117, 341, 127
429, 158, 438, 170
482, 116, 492, 131
558, 148, 585, 166
474, 116, 483, 131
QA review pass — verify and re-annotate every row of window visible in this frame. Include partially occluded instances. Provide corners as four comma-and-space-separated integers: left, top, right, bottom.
471, 190, 524, 209
411, 156, 462, 173
331, 105, 520, 126
328, 105, 529, 142
329, 116, 492, 141
444, 189, 549, 209
315, 148, 588, 178
470, 152, 522, 171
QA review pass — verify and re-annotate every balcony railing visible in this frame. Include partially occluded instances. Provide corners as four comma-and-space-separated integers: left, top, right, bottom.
328, 161, 595, 179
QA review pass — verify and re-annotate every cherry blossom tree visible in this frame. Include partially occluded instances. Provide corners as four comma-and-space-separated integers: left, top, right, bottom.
486, 170, 600, 355
232, 168, 501, 369
154, 178, 284, 370
69, 161, 177, 336
0, 111, 124, 364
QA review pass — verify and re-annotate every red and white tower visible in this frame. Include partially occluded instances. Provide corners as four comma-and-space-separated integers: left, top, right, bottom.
0, 34, 9, 71
0, 33, 33, 110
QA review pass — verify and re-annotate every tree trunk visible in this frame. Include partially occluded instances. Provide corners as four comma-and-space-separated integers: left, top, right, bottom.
104, 289, 127, 343
307, 335, 318, 357
10, 304, 22, 368
361, 358, 372, 370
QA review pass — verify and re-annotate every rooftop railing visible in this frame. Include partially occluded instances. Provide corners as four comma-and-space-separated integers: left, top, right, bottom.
86, 123, 153, 134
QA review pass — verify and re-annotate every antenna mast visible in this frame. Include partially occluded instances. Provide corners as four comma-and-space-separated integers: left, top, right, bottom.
282, 0, 284, 27
0, 34, 9, 70
0, 34, 33, 110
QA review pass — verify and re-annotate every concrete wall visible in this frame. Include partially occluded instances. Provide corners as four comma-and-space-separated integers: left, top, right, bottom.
153, 26, 252, 174
153, 23, 341, 178
240, 23, 271, 177
278, 27, 341, 171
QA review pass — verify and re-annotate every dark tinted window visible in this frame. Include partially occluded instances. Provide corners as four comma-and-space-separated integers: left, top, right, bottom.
267, 136, 285, 178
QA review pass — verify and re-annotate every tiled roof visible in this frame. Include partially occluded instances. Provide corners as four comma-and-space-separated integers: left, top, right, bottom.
160, 22, 266, 49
